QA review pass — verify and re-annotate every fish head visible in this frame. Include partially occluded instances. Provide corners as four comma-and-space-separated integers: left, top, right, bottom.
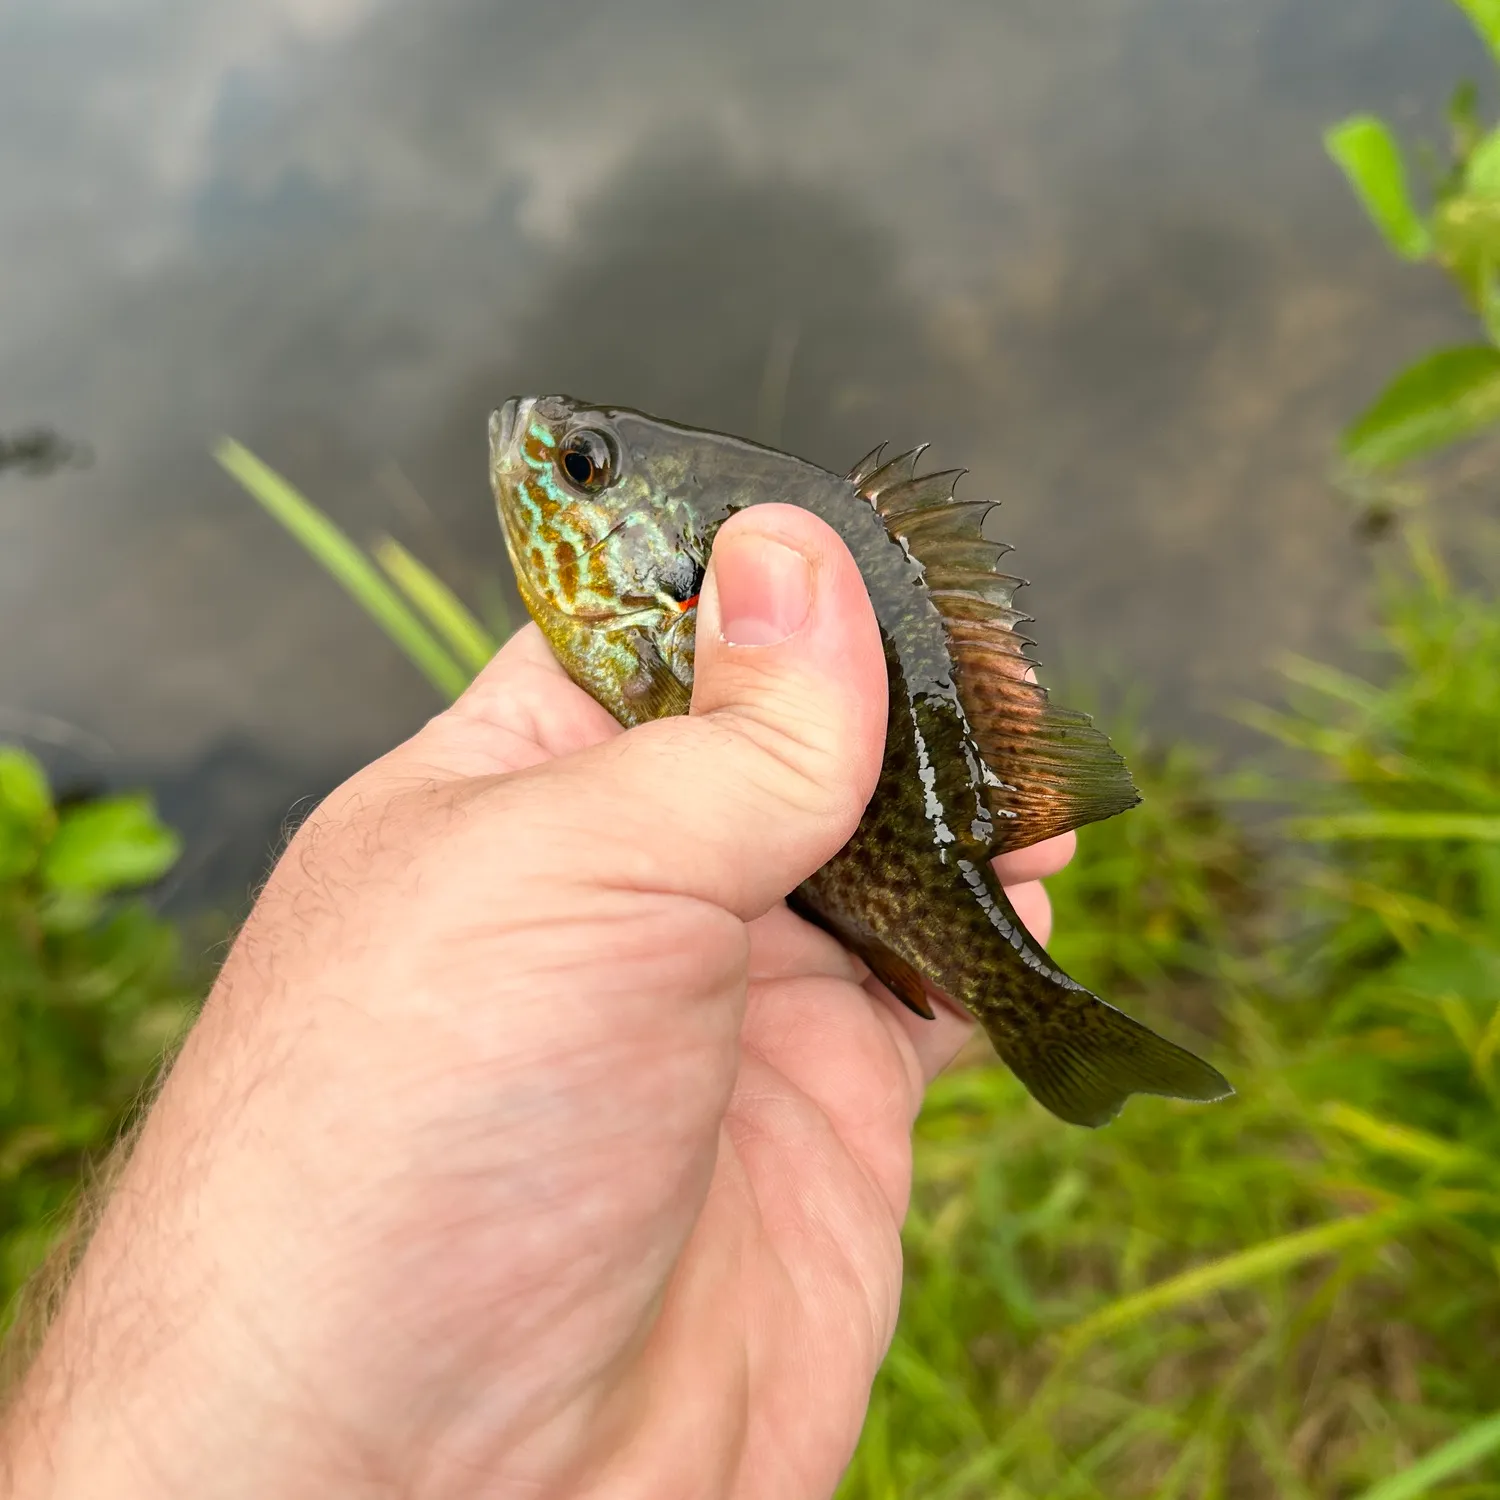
489, 393, 807, 723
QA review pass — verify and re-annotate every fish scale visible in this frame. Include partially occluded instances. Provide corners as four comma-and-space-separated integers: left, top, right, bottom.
490, 395, 1233, 1127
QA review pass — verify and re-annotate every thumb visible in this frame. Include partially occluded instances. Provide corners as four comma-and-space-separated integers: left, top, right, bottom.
540, 503, 889, 920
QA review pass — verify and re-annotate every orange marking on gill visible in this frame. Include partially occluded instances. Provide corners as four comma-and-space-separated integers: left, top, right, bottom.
555, 539, 579, 603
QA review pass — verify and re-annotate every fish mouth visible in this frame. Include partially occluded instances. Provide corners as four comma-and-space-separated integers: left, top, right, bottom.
489, 395, 526, 463
490, 395, 536, 570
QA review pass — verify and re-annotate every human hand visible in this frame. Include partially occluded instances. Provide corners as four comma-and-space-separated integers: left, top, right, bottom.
2, 505, 1074, 1500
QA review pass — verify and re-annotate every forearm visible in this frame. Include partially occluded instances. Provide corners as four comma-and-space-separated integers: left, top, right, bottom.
0, 1041, 356, 1500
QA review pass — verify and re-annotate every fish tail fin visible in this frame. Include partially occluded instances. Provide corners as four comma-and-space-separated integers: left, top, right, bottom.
980, 979, 1233, 1128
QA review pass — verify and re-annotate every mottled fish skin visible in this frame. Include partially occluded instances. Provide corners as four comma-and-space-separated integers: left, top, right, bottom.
489, 395, 1232, 1127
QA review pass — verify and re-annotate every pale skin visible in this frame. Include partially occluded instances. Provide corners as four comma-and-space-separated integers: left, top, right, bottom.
0, 505, 1073, 1500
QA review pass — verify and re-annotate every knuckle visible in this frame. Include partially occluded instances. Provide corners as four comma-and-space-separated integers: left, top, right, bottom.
711, 692, 865, 828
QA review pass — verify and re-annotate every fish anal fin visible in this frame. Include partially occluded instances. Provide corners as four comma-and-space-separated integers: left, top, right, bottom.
859, 943, 937, 1021
785, 890, 938, 1021
986, 988, 1233, 1128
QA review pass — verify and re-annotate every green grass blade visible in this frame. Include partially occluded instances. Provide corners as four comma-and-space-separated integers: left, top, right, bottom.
214, 439, 471, 702
1320, 1102, 1484, 1176
1277, 653, 1381, 709
1287, 811, 1500, 841
1465, 124, 1500, 197
476, 578, 515, 644
1057, 1209, 1414, 1355
1353, 1410, 1500, 1500
373, 537, 499, 677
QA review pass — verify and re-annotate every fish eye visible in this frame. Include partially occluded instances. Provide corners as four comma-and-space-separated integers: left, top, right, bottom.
557, 428, 617, 492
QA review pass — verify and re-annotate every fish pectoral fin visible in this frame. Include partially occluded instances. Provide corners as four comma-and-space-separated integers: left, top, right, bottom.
989, 988, 1233, 1128
621, 633, 693, 719
860, 943, 937, 1021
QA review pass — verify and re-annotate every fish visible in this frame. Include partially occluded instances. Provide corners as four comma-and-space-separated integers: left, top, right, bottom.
488, 395, 1232, 1127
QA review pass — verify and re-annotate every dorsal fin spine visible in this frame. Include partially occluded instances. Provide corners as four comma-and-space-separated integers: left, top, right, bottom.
859, 444, 930, 501
847, 443, 888, 486
877, 471, 970, 519
889, 499, 991, 542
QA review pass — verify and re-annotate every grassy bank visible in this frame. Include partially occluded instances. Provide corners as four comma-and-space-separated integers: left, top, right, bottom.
840, 524, 1500, 1499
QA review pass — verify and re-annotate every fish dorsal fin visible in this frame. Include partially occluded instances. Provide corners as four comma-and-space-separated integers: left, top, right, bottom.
846, 444, 889, 487
857, 444, 930, 500
851, 450, 1140, 854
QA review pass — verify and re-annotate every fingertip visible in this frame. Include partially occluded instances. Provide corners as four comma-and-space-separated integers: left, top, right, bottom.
991, 829, 1077, 887
1004, 879, 1053, 947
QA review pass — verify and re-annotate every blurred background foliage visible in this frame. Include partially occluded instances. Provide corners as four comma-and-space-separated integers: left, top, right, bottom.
0, 750, 191, 1316
8, 0, 1500, 1495
845, 530, 1500, 1498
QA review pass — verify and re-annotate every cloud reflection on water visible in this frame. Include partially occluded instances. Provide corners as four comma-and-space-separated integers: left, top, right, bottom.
0, 0, 1484, 905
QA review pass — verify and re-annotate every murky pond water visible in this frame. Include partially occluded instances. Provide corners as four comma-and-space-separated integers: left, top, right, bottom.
0, 0, 1486, 907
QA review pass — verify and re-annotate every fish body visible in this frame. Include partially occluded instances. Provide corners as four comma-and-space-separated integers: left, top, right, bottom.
489, 395, 1231, 1126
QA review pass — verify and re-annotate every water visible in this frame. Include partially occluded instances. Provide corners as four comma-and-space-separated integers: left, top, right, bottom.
0, 0, 1486, 909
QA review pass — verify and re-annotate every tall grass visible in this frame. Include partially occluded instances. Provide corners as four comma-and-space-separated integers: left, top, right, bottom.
213, 439, 500, 701
839, 521, 1500, 1499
